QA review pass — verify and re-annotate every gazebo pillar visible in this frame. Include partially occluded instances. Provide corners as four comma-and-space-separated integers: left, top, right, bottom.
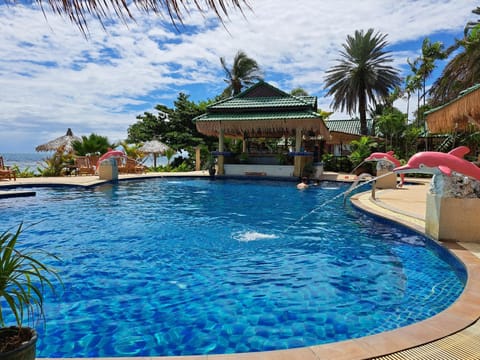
217, 128, 225, 175
293, 129, 303, 177
195, 146, 201, 171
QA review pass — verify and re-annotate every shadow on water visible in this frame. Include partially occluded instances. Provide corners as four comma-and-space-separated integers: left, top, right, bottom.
283, 172, 394, 233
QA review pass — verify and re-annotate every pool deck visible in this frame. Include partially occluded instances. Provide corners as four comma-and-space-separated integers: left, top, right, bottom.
1, 174, 480, 359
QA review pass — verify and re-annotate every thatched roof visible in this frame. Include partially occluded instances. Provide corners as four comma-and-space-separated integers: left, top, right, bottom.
35, 128, 81, 153
139, 140, 169, 154
426, 84, 480, 133
194, 81, 330, 139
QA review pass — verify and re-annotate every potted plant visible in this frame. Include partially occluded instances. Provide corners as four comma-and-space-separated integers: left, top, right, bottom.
238, 152, 249, 164
204, 155, 216, 176
0, 223, 62, 360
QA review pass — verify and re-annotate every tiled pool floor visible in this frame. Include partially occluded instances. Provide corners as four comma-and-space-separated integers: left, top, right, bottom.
2, 175, 479, 359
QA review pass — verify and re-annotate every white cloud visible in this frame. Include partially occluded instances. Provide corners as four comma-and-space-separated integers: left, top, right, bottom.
0, 0, 477, 152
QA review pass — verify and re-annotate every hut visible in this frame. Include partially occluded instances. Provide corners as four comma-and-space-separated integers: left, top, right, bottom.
325, 118, 374, 156
426, 84, 480, 133
194, 81, 330, 177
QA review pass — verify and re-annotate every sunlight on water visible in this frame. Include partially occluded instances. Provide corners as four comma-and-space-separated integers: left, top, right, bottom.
233, 230, 279, 242
169, 281, 188, 289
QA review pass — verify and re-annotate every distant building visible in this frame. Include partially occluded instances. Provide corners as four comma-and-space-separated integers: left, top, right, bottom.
325, 118, 374, 156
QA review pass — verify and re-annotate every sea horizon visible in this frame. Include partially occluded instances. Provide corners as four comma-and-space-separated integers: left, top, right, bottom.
1, 152, 165, 173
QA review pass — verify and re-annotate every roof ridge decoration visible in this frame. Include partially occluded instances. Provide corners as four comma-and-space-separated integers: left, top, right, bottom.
237, 80, 289, 98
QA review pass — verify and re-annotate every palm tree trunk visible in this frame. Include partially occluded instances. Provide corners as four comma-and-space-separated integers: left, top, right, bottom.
406, 93, 410, 123
359, 91, 368, 135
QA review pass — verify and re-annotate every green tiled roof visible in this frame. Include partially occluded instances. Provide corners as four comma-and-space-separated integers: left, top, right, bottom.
194, 81, 330, 138
208, 96, 315, 111
325, 119, 374, 136
194, 110, 321, 122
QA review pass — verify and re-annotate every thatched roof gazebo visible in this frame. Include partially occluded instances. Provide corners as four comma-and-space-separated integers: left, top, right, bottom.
195, 81, 330, 139
194, 81, 330, 176
426, 84, 480, 133
139, 140, 170, 168
35, 128, 81, 153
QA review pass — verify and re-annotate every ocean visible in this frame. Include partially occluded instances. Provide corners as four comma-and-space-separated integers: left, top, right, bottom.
1, 152, 167, 174
1, 152, 48, 173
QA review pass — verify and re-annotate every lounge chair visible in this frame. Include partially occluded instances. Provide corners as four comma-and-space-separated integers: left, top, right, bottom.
74, 156, 95, 175
0, 156, 16, 181
118, 158, 147, 174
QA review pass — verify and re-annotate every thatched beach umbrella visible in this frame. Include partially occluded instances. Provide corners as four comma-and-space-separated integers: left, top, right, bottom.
35, 128, 81, 153
139, 140, 170, 167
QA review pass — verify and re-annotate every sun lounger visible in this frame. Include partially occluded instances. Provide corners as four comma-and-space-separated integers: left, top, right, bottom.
74, 156, 95, 175
118, 158, 147, 174
0, 156, 16, 181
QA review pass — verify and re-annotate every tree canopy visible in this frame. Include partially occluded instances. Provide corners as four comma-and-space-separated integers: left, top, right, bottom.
127, 93, 216, 153
324, 29, 401, 136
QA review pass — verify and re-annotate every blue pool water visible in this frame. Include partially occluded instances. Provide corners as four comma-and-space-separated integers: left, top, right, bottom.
0, 179, 466, 357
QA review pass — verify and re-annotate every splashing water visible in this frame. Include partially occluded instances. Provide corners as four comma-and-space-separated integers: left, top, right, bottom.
284, 172, 395, 233
350, 160, 368, 175
233, 231, 279, 242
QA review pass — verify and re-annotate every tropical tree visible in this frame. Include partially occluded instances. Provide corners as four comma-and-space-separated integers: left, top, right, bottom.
324, 29, 401, 136
375, 107, 407, 152
220, 50, 263, 97
119, 141, 143, 160
404, 73, 422, 123
349, 136, 378, 168
429, 7, 480, 106
10, 0, 249, 35
72, 133, 114, 155
406, 38, 447, 125
127, 105, 172, 143
290, 87, 309, 96
127, 93, 217, 170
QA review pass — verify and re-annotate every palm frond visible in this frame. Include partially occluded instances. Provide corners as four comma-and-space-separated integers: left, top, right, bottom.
15, 0, 250, 35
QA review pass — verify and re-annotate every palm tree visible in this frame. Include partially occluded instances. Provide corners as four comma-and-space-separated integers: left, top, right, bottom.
324, 29, 401, 135
9, 0, 249, 35
72, 133, 114, 155
429, 7, 480, 106
220, 50, 263, 97
406, 38, 447, 125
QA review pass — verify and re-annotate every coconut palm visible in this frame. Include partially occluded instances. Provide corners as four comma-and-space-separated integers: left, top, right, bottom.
220, 50, 263, 97
324, 29, 401, 135
428, 7, 480, 107
8, 0, 248, 35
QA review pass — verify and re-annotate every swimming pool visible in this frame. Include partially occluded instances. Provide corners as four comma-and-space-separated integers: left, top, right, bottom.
0, 178, 466, 357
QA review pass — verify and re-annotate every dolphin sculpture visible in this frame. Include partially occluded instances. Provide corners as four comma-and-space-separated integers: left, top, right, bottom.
365, 150, 405, 186
394, 146, 480, 181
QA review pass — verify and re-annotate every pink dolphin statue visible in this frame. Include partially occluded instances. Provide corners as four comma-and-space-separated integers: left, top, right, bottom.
394, 146, 480, 181
365, 150, 405, 186
96, 148, 127, 169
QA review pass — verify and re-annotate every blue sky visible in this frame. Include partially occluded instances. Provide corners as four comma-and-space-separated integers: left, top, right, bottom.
0, 0, 477, 153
